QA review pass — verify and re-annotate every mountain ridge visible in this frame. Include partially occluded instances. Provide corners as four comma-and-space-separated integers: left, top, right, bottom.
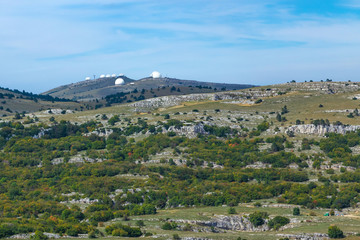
42, 75, 256, 101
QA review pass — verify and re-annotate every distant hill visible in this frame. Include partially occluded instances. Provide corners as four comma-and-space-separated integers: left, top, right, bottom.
0, 87, 82, 116
42, 76, 255, 101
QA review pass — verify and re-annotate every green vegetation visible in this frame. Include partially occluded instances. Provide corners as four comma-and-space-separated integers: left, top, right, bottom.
3, 81, 360, 238
328, 225, 345, 238
268, 216, 290, 230
105, 223, 142, 237
293, 207, 300, 216
249, 212, 268, 227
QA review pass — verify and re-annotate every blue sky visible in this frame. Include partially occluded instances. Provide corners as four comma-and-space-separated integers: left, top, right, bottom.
1, 0, 360, 93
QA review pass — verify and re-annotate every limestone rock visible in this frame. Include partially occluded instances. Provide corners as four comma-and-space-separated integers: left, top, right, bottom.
285, 124, 360, 136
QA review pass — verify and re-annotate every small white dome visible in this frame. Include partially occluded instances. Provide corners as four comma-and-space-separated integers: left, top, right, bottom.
151, 71, 161, 78
100, 74, 105, 78
111, 74, 116, 77
118, 73, 124, 77
85, 77, 91, 81
115, 78, 125, 85
106, 74, 111, 78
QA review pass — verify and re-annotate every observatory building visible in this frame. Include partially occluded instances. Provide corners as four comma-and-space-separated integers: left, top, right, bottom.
150, 71, 161, 79
115, 78, 125, 85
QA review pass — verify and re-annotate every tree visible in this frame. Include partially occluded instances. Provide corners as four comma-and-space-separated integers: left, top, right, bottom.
228, 207, 236, 214
162, 222, 177, 230
293, 207, 300, 216
136, 220, 145, 227
328, 225, 344, 238
14, 113, 22, 120
268, 216, 290, 230
281, 105, 288, 114
249, 212, 268, 227
31, 231, 49, 240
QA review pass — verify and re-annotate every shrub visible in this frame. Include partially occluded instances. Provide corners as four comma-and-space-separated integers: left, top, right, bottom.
30, 231, 49, 240
293, 207, 300, 216
328, 225, 344, 238
161, 222, 177, 230
136, 220, 145, 227
249, 212, 268, 227
268, 216, 290, 230
254, 202, 262, 207
88, 230, 97, 239
228, 207, 236, 214
105, 223, 142, 237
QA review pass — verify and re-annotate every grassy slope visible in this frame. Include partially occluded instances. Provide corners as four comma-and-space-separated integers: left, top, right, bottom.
5, 81, 360, 239
96, 204, 360, 239
0, 88, 82, 117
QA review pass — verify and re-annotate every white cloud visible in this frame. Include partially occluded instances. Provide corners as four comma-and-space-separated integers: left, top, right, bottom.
1, 0, 360, 92
341, 0, 360, 8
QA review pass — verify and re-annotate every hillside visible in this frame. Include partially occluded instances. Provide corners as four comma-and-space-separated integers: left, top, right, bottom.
42, 75, 255, 101
0, 87, 83, 117
2, 81, 360, 239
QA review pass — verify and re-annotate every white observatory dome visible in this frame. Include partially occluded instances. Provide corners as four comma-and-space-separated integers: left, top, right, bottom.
118, 73, 124, 77
100, 74, 105, 78
85, 77, 91, 81
106, 74, 111, 78
111, 74, 116, 77
115, 78, 125, 85
151, 71, 161, 79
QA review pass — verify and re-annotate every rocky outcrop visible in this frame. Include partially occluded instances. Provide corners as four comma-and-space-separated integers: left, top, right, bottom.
51, 156, 104, 165
285, 124, 360, 136
60, 197, 98, 204
43, 109, 74, 114
131, 90, 277, 112
277, 82, 360, 94
206, 215, 270, 232
85, 129, 113, 137
162, 123, 207, 138
277, 233, 329, 240
170, 215, 270, 232
9, 233, 61, 239
182, 238, 212, 240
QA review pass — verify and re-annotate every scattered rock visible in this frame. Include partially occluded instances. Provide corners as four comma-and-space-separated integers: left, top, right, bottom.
277, 233, 329, 240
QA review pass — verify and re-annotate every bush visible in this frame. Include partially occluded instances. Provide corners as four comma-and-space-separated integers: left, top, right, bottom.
293, 207, 300, 216
249, 212, 268, 227
228, 207, 236, 214
161, 222, 177, 230
328, 225, 344, 238
268, 216, 290, 230
136, 220, 145, 227
88, 230, 97, 238
105, 223, 142, 237
254, 202, 262, 207
30, 231, 49, 240
65, 227, 78, 237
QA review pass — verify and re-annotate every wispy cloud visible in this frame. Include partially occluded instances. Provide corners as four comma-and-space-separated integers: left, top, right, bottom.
1, 0, 360, 92
341, 0, 360, 8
